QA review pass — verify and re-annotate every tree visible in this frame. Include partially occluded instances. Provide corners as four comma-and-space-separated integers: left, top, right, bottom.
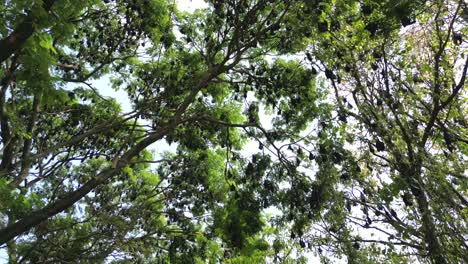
293, 0, 467, 262
0, 0, 329, 262
1, 0, 466, 263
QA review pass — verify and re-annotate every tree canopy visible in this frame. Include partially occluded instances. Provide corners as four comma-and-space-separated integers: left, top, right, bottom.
0, 0, 466, 263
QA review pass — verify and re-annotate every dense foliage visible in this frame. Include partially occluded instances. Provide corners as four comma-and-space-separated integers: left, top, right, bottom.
0, 0, 466, 263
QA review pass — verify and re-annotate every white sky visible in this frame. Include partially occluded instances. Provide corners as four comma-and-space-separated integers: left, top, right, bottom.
177, 0, 209, 12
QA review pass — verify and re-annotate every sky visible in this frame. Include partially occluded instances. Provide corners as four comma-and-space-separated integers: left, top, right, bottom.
177, 0, 209, 12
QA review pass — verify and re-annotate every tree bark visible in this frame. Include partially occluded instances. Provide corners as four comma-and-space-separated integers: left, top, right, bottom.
0, 81, 14, 176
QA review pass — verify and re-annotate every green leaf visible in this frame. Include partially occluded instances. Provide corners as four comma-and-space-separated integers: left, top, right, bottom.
38, 33, 57, 54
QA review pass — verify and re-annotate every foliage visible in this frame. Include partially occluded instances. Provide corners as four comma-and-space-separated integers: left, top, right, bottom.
299, 0, 468, 263
0, 0, 466, 263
